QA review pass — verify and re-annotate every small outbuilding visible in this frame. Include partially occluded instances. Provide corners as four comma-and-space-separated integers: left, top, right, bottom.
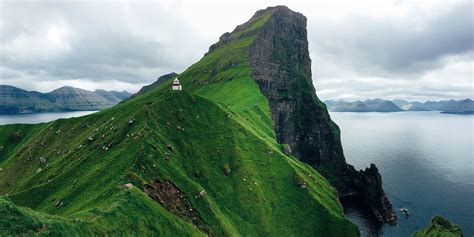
171, 78, 182, 91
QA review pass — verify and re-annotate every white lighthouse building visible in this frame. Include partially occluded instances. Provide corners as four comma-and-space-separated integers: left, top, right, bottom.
171, 78, 182, 91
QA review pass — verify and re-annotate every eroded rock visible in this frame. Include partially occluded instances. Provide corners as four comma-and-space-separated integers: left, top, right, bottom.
122, 183, 133, 190
55, 200, 63, 207
144, 180, 209, 233
195, 190, 206, 199
223, 165, 231, 176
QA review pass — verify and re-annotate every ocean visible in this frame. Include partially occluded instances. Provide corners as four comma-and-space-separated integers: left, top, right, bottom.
330, 111, 473, 236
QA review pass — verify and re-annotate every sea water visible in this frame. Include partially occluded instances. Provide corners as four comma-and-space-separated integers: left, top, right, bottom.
330, 111, 473, 236
0, 111, 97, 125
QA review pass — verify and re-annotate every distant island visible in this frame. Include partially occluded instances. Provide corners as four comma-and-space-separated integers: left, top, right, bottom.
0, 85, 131, 114
325, 98, 474, 114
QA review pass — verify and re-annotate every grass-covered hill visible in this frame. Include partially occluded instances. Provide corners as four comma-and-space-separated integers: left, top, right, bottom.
0, 6, 359, 236
412, 216, 463, 237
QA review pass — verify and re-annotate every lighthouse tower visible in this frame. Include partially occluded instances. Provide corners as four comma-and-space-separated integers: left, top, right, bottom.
171, 78, 182, 91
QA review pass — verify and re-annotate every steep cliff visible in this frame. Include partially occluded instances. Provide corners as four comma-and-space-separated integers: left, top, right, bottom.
225, 6, 397, 224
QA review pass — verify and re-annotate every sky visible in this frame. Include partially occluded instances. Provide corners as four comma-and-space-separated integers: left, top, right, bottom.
0, 0, 472, 101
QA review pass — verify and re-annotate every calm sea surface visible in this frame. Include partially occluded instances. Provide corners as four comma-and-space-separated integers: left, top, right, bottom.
330, 111, 473, 237
0, 111, 472, 236
0, 111, 97, 125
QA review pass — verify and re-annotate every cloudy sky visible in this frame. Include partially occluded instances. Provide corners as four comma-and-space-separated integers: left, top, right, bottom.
0, 0, 472, 101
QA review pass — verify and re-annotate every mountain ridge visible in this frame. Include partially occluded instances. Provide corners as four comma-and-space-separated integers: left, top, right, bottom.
325, 98, 473, 114
0, 85, 131, 114
441, 99, 474, 114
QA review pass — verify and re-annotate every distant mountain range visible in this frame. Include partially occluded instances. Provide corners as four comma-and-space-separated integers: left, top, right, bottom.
325, 99, 402, 112
325, 98, 474, 114
0, 85, 131, 114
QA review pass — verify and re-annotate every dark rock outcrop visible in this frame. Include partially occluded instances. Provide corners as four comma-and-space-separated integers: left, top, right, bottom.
144, 180, 209, 233
358, 164, 397, 224
243, 6, 396, 225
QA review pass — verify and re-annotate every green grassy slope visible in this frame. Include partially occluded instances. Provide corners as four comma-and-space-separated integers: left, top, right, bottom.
0, 191, 204, 236
0, 90, 356, 236
177, 11, 275, 146
0, 9, 357, 236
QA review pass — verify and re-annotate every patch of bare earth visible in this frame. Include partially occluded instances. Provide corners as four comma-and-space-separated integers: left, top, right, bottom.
144, 180, 211, 234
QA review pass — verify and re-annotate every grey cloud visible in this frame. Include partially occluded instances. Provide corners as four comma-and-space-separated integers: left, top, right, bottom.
310, 1, 473, 77
1, 1, 472, 100
1, 1, 208, 85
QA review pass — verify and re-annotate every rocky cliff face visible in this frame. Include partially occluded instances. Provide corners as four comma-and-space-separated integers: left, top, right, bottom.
245, 6, 396, 225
